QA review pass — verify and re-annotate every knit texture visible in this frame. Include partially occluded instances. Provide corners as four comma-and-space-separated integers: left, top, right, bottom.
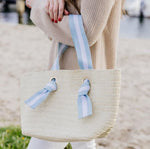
30, 0, 122, 69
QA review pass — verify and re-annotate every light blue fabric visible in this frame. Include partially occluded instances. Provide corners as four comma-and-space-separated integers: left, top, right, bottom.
51, 43, 69, 70
69, 15, 93, 69
25, 14, 93, 119
77, 79, 92, 119
24, 78, 57, 109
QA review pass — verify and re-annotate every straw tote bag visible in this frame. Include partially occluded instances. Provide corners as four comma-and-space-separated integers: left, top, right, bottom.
20, 14, 121, 142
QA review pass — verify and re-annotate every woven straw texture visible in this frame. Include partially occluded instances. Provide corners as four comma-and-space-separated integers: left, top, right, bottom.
20, 69, 121, 142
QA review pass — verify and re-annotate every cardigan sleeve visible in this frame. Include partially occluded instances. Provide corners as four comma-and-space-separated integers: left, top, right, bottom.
30, 0, 115, 47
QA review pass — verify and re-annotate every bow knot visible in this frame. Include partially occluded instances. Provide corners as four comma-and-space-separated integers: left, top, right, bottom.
78, 79, 90, 96
24, 78, 57, 109
77, 79, 93, 119
44, 78, 57, 92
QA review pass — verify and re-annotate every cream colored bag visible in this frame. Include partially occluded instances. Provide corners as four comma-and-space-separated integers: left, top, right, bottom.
20, 14, 121, 142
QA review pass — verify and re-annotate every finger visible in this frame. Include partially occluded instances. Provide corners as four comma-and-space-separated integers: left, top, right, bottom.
25, 0, 31, 8
53, 0, 59, 23
49, 0, 54, 22
26, 3, 31, 8
64, 9, 69, 15
45, 0, 50, 14
58, 0, 64, 21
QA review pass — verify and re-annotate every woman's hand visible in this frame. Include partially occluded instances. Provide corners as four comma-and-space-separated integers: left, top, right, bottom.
45, 0, 69, 23
25, 0, 69, 23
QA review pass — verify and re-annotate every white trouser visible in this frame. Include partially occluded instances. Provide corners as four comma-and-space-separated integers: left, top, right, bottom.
27, 137, 96, 149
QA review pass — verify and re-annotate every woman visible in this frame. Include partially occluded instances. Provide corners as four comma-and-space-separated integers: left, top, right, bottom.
25, 0, 125, 148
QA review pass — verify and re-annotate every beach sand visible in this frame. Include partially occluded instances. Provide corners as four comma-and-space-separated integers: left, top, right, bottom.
0, 23, 150, 149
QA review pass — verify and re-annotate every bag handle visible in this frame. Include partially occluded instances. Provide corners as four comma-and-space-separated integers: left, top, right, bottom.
51, 14, 93, 70
25, 15, 93, 119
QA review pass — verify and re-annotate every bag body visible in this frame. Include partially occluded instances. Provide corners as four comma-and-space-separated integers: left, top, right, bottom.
20, 14, 121, 142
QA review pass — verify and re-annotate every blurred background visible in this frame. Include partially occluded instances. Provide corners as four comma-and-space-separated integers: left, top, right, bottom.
0, 0, 150, 37
0, 0, 150, 149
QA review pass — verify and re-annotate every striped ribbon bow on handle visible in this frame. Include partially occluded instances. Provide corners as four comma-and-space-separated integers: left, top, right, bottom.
25, 15, 93, 119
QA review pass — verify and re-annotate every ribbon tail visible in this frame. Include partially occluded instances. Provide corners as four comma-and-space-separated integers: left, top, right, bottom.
86, 95, 92, 116
77, 95, 92, 119
24, 89, 50, 109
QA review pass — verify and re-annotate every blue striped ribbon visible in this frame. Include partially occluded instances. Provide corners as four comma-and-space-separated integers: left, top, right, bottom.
77, 79, 92, 119
69, 15, 93, 119
24, 78, 57, 109
25, 15, 93, 119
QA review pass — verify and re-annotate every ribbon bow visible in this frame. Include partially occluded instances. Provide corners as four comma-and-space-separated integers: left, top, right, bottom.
77, 79, 92, 119
24, 78, 57, 109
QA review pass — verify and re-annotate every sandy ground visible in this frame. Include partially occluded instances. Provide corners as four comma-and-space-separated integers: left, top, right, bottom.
0, 23, 150, 149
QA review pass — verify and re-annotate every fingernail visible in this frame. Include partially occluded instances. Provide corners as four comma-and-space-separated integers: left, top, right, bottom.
52, 18, 54, 22
55, 20, 57, 23
58, 18, 61, 21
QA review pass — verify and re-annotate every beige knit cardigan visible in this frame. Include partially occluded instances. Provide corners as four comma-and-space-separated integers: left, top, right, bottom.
30, 0, 122, 70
